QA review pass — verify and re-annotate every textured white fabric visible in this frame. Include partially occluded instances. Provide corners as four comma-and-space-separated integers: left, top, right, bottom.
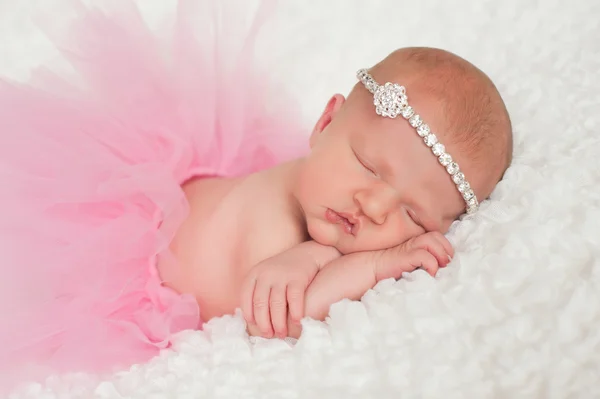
1, 0, 599, 397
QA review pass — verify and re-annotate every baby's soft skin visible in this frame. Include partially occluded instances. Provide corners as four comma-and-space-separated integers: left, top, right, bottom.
162, 47, 512, 339
243, 233, 453, 339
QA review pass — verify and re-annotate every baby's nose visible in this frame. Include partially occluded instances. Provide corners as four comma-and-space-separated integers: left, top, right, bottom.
354, 188, 396, 225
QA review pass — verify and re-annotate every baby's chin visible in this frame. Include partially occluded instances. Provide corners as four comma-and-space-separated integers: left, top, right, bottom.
307, 219, 351, 254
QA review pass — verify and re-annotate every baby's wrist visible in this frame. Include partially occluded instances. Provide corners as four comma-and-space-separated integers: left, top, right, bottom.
298, 240, 341, 269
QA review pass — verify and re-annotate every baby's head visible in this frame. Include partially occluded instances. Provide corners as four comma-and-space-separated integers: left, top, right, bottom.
292, 47, 512, 254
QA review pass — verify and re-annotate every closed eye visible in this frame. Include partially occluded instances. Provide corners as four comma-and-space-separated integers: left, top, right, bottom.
353, 150, 377, 176
405, 208, 426, 231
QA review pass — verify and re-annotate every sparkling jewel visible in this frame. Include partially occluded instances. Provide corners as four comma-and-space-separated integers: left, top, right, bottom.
432, 143, 445, 156
402, 106, 414, 119
468, 197, 477, 207
417, 124, 430, 137
373, 83, 408, 118
453, 172, 465, 184
425, 134, 438, 147
409, 114, 423, 128
439, 153, 452, 166
357, 69, 378, 93
393, 83, 406, 95
458, 181, 470, 193
446, 162, 459, 175
463, 189, 475, 200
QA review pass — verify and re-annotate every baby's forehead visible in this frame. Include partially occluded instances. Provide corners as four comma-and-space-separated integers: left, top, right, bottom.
347, 72, 458, 134
344, 87, 452, 149
347, 57, 505, 156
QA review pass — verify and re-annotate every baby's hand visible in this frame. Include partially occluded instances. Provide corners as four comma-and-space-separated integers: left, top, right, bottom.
241, 242, 341, 339
374, 232, 454, 281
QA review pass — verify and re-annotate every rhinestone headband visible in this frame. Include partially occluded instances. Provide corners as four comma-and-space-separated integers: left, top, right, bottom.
356, 69, 479, 215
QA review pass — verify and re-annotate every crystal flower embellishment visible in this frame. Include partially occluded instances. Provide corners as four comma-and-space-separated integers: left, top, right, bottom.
373, 83, 408, 119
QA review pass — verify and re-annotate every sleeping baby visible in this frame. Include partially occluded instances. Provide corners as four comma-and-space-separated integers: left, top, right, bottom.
162, 46, 513, 339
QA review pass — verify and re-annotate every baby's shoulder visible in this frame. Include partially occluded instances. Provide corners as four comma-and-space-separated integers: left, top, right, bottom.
182, 176, 243, 216
167, 176, 244, 267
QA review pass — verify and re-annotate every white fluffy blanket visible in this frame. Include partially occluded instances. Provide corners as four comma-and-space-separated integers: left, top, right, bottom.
2, 0, 599, 397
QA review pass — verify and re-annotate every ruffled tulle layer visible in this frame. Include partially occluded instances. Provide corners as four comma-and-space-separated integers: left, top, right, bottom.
0, 0, 306, 390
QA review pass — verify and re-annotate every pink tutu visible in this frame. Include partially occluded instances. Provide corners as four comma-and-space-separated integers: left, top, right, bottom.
0, 0, 306, 390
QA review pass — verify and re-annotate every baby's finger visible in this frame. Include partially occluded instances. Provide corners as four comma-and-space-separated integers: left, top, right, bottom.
433, 233, 454, 260
375, 249, 414, 281
414, 233, 450, 267
270, 286, 288, 338
286, 282, 305, 324
253, 281, 273, 338
408, 249, 439, 277
240, 276, 257, 324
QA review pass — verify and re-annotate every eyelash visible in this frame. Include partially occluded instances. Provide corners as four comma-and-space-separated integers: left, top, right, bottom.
405, 208, 425, 230
354, 151, 377, 175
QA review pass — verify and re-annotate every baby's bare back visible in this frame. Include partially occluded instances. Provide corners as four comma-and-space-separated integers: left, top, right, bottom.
158, 170, 306, 323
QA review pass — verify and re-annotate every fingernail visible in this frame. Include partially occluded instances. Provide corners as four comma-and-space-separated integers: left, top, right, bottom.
447, 255, 453, 262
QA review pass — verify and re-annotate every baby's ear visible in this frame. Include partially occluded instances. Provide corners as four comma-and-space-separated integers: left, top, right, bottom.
309, 94, 345, 148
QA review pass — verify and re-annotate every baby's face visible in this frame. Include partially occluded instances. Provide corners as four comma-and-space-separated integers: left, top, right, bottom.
293, 94, 469, 255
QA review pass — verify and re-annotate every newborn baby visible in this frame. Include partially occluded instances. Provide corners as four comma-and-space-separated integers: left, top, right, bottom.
160, 46, 513, 339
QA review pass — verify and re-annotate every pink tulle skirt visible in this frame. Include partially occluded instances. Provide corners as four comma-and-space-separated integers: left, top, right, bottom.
0, 0, 306, 390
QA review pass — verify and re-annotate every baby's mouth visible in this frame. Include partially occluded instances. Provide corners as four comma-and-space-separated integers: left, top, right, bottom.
325, 209, 356, 235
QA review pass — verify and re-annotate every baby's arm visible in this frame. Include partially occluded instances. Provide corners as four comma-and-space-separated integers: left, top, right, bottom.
245, 251, 373, 338
242, 240, 342, 338
304, 252, 380, 318
245, 232, 452, 338
285, 232, 453, 338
